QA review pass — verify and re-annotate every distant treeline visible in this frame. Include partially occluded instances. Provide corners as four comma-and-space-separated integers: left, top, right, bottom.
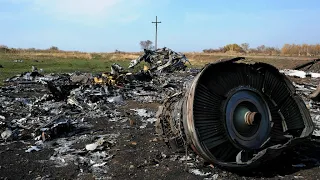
0, 45, 77, 53
2, 43, 320, 56
0, 45, 139, 54
203, 43, 320, 56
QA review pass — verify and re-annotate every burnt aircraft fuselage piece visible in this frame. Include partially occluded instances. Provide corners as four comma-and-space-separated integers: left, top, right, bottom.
156, 57, 314, 170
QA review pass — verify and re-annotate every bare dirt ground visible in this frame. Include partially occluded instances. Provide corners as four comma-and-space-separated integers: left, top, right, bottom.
1, 60, 320, 180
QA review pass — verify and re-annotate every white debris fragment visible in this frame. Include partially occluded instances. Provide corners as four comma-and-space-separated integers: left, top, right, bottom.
204, 174, 219, 180
85, 137, 110, 151
90, 159, 96, 165
25, 146, 41, 152
179, 155, 192, 161
17, 118, 27, 123
129, 59, 138, 68
280, 69, 320, 78
189, 169, 211, 176
139, 124, 147, 129
131, 109, 156, 129
107, 95, 123, 103
67, 96, 83, 109
86, 143, 98, 151
294, 176, 304, 179
147, 118, 157, 123
131, 109, 153, 118
0, 115, 5, 120
92, 162, 107, 167
1, 128, 12, 141
187, 163, 195, 167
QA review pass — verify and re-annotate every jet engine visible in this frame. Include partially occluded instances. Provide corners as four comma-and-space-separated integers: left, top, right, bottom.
156, 58, 314, 170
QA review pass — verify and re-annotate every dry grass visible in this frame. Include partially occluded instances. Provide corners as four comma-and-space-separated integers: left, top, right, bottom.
5, 50, 316, 62
5, 51, 92, 59
4, 51, 142, 61
105, 53, 140, 60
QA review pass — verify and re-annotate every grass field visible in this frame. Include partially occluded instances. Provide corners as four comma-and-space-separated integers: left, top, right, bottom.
0, 51, 316, 86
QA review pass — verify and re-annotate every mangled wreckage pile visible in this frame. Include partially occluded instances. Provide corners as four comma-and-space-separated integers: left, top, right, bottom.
129, 47, 191, 73
1, 49, 320, 179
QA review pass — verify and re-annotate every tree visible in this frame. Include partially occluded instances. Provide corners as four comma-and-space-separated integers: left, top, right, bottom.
240, 43, 249, 53
281, 44, 291, 55
315, 44, 320, 55
202, 48, 224, 53
223, 44, 244, 53
257, 45, 266, 52
49, 46, 59, 51
139, 40, 153, 50
265, 47, 280, 55
0, 45, 9, 53
0, 45, 8, 49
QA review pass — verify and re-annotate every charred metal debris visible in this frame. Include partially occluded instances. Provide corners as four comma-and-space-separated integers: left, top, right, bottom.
0, 48, 194, 178
156, 58, 316, 170
0, 53, 320, 177
129, 47, 191, 73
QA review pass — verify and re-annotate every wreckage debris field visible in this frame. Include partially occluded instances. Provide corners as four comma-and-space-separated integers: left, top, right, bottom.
1, 53, 320, 179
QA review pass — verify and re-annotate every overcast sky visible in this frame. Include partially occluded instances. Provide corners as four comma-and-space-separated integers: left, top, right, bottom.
1, 0, 320, 52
